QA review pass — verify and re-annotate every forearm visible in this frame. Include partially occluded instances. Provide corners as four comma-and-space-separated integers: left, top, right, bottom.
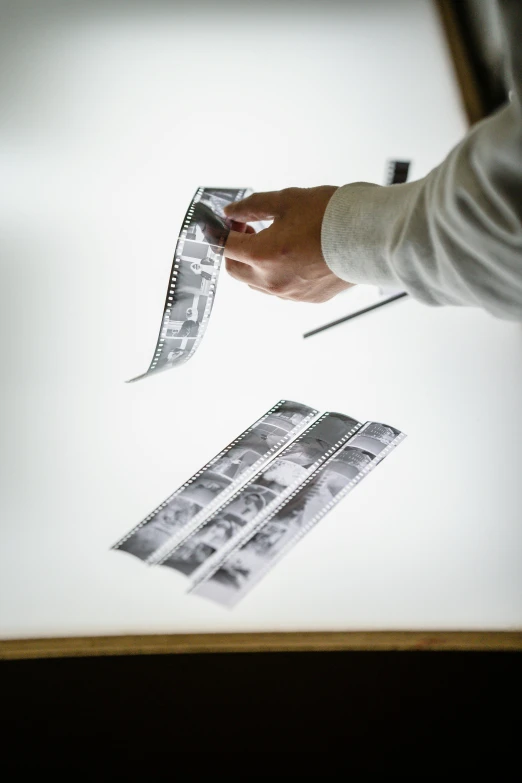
322, 103, 522, 320
321, 0, 522, 321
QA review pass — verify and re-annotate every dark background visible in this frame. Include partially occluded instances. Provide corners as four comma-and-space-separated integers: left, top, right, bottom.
2, 651, 520, 774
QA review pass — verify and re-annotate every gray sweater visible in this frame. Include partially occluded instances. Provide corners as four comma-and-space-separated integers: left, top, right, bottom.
321, 0, 522, 320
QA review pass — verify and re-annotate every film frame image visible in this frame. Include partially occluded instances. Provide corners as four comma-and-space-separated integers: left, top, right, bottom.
129, 187, 250, 381
193, 424, 405, 607
159, 412, 361, 577
112, 400, 317, 563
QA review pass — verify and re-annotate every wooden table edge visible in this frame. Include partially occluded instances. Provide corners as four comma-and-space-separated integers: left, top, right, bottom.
434, 0, 487, 125
1, 631, 522, 659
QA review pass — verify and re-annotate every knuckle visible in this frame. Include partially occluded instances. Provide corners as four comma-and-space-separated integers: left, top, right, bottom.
264, 277, 286, 295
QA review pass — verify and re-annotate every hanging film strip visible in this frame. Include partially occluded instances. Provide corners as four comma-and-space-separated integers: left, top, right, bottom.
129, 186, 250, 382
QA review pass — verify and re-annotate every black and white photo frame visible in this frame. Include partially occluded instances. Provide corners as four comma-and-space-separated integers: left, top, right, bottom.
129, 187, 250, 381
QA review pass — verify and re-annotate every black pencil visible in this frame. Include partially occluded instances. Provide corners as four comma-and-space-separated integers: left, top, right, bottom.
303, 292, 408, 338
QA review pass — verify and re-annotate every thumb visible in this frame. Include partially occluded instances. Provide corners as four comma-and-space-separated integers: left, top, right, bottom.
224, 229, 260, 265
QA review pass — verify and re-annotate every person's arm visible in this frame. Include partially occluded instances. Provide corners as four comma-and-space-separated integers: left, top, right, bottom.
224, 0, 522, 320
322, 9, 522, 319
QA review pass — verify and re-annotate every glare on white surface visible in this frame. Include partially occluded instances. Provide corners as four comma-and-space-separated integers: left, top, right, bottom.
1, 0, 521, 637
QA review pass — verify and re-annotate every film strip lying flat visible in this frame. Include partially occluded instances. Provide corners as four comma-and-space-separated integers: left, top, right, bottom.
112, 400, 318, 562
112, 402, 405, 607
153, 411, 361, 574
129, 186, 250, 382
191, 423, 406, 607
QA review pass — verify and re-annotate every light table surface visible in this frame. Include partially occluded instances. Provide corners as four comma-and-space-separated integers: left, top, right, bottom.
1, 0, 521, 654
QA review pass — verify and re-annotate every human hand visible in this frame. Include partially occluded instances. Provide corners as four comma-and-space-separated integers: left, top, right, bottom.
223, 186, 354, 303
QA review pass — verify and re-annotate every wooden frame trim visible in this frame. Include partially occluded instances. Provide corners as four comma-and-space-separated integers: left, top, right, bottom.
1, 631, 521, 659
434, 0, 487, 125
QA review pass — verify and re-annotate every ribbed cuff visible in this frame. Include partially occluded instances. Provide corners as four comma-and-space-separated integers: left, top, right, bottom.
321, 181, 421, 288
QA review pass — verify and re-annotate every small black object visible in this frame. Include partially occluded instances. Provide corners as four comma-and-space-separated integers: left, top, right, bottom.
386, 160, 410, 185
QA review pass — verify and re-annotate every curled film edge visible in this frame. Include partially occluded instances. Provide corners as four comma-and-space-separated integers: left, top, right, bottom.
128, 187, 251, 382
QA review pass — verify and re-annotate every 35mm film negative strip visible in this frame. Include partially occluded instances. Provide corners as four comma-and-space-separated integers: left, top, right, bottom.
155, 412, 361, 576
129, 187, 250, 382
112, 400, 318, 561
112, 401, 405, 607
191, 423, 405, 607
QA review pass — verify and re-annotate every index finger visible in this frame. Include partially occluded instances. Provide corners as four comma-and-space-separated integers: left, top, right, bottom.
223, 191, 283, 222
